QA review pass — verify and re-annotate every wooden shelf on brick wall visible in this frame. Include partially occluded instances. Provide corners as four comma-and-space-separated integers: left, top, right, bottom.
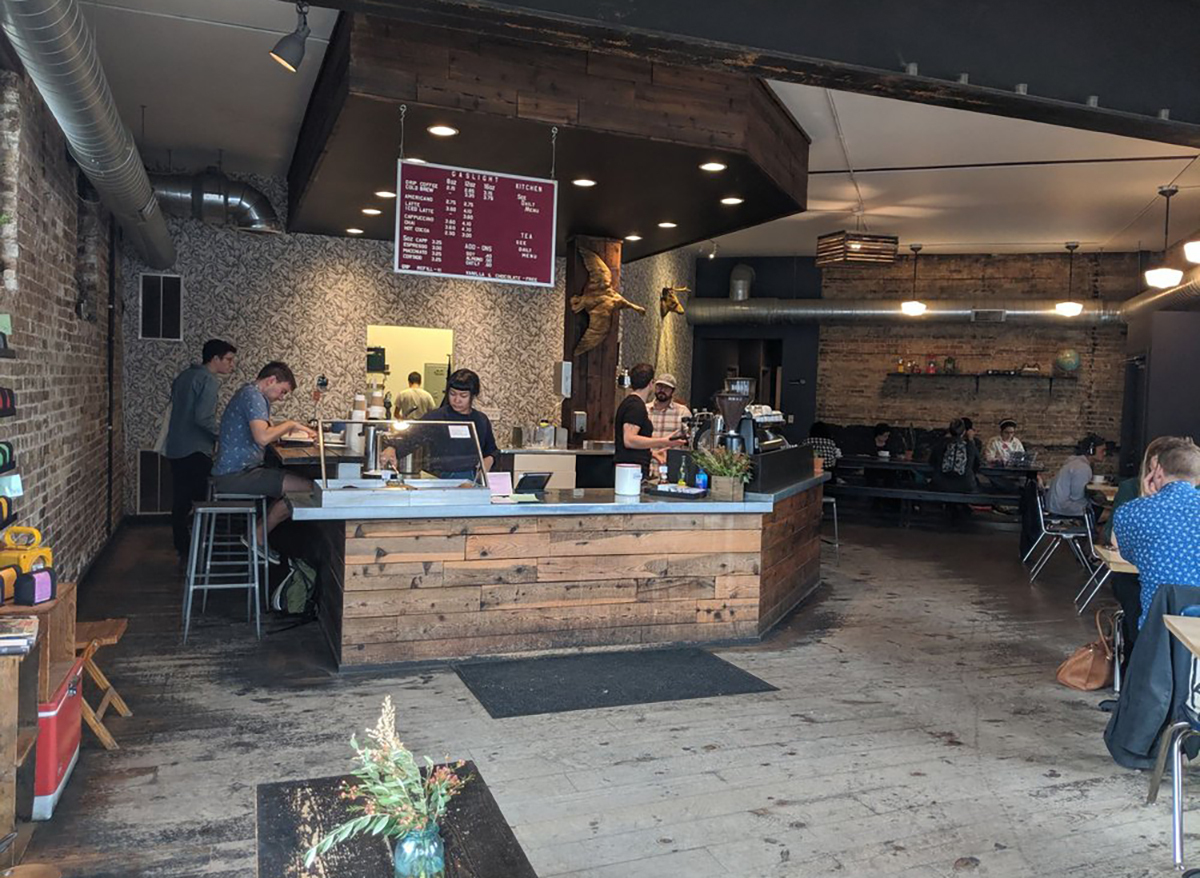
886, 372, 1078, 394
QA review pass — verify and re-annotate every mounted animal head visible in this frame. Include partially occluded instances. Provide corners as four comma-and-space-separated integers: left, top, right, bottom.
660, 286, 688, 317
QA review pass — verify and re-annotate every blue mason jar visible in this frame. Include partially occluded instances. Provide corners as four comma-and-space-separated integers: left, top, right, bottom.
392, 825, 446, 878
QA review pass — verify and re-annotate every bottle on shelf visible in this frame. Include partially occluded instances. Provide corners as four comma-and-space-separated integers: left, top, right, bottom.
896, 358, 905, 374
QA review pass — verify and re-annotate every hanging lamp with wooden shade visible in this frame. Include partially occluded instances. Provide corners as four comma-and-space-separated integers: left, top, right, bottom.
814, 230, 899, 266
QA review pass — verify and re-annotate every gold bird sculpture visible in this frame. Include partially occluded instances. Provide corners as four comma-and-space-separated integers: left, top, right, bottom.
571, 248, 646, 356
660, 285, 688, 317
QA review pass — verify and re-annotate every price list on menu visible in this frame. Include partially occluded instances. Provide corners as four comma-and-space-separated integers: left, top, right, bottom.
393, 160, 558, 287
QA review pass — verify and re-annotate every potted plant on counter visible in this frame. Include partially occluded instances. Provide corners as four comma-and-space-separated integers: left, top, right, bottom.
305, 696, 471, 878
692, 446, 753, 501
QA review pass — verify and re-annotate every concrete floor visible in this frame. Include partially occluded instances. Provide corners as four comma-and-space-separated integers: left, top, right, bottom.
24, 518, 1177, 877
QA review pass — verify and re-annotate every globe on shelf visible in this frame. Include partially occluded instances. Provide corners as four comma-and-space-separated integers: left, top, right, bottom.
1054, 348, 1081, 373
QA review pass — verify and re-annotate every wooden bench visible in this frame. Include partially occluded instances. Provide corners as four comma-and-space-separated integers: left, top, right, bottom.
825, 483, 1020, 525
73, 619, 131, 751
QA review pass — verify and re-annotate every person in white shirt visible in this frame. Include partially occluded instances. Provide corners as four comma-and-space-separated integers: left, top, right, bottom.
985, 419, 1025, 465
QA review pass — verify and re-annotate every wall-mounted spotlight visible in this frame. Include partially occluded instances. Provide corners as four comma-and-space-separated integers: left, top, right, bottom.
270, 1, 311, 73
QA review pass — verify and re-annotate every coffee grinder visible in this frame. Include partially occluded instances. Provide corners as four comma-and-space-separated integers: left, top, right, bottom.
713, 390, 750, 453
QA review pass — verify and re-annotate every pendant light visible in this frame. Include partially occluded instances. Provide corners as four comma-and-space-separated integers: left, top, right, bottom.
1056, 242, 1084, 317
1144, 185, 1183, 289
901, 243, 926, 316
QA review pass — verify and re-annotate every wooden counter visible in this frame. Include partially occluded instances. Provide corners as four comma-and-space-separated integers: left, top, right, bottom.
297, 478, 828, 668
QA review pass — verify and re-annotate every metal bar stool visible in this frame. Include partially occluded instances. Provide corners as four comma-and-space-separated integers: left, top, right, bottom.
183, 499, 262, 642
821, 496, 840, 565
210, 488, 271, 610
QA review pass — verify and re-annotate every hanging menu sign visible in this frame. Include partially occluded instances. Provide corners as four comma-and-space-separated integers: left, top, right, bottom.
394, 160, 558, 287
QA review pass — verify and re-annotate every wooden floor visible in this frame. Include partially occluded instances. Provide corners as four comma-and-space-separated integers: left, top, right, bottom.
25, 518, 1177, 877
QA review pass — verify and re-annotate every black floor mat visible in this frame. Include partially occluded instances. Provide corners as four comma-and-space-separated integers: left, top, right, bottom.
453, 647, 777, 719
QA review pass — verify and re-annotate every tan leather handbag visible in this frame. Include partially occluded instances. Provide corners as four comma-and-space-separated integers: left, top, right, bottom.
1056, 610, 1115, 691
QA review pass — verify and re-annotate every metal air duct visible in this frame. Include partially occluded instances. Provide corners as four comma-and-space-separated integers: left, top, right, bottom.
729, 264, 755, 301
0, 0, 175, 268
686, 298, 1124, 326
151, 171, 283, 234
1118, 270, 1200, 322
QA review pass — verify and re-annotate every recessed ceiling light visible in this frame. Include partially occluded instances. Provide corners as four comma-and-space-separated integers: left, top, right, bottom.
658, 222, 677, 229
700, 162, 727, 172
624, 234, 642, 242
572, 178, 597, 187
406, 157, 427, 164
362, 208, 382, 216
346, 228, 364, 235
720, 197, 744, 205
427, 125, 458, 137
375, 190, 396, 199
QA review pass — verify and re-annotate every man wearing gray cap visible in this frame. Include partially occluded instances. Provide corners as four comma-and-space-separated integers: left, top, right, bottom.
646, 373, 691, 441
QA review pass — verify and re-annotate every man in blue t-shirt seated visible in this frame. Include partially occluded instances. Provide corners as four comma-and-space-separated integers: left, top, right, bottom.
212, 361, 315, 561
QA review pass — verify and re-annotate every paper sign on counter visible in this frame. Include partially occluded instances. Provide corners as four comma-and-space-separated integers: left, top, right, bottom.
487, 472, 513, 497
448, 425, 471, 439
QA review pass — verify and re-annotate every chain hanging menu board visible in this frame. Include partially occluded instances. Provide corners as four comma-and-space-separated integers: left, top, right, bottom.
393, 160, 558, 287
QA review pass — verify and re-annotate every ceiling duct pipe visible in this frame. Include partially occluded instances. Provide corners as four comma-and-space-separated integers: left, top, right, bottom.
0, 0, 175, 268
686, 298, 1124, 326
729, 264, 755, 301
1119, 270, 1200, 323
151, 171, 283, 234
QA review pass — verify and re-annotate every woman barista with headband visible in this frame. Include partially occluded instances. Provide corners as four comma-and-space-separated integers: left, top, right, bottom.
380, 368, 498, 479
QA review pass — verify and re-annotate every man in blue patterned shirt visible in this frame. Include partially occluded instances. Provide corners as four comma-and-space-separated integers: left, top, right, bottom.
1113, 441, 1200, 628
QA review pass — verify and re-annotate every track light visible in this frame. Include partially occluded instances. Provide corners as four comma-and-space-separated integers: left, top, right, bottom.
901, 301, 927, 316
269, 1, 310, 73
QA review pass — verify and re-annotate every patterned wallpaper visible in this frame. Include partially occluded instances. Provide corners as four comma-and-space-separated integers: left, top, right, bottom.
620, 245, 696, 404
120, 177, 695, 513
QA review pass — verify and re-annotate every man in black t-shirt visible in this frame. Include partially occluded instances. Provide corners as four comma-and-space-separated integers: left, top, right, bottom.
614, 363, 686, 476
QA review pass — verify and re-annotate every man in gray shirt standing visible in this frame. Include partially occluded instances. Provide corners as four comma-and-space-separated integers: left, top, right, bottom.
165, 339, 237, 565
1047, 434, 1107, 517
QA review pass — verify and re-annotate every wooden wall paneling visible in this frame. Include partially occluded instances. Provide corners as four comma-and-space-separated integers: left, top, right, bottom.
563, 236, 622, 444
343, 586, 482, 618
351, 519, 538, 538
480, 580, 638, 609
344, 535, 467, 565
442, 559, 538, 586
635, 577, 717, 601
534, 513, 762, 532
344, 561, 445, 591
585, 54, 653, 84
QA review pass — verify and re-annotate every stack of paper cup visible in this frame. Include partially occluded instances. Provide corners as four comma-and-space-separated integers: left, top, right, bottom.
614, 464, 643, 496
347, 409, 366, 454
353, 393, 367, 412
367, 405, 386, 419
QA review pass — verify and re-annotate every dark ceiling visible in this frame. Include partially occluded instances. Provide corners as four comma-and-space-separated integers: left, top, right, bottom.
291, 98, 802, 261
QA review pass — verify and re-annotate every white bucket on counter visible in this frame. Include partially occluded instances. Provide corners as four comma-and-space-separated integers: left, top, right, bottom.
614, 464, 643, 496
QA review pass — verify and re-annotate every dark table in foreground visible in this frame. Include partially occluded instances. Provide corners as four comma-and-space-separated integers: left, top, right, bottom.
256, 761, 537, 878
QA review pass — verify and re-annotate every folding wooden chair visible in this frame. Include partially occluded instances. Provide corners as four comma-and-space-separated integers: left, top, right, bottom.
73, 618, 132, 750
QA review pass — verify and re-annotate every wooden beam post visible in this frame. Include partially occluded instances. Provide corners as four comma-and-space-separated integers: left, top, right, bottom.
562, 235, 622, 446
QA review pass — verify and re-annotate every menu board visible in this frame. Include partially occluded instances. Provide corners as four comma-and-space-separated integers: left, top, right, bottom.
394, 160, 558, 287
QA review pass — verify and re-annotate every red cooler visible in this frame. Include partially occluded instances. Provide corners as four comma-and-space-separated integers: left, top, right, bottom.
33, 655, 83, 820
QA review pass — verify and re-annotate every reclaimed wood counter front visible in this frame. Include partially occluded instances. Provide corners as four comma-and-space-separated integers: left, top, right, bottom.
291, 478, 827, 668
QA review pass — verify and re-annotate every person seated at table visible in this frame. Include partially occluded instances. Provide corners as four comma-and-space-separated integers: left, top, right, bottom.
985, 419, 1025, 465
960, 417, 983, 455
212, 361, 315, 562
929, 418, 980, 494
1045, 434, 1106, 517
1105, 436, 1197, 659
1113, 440, 1200, 629
801, 421, 842, 470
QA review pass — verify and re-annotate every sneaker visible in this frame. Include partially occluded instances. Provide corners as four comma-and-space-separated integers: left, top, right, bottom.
271, 569, 294, 612
240, 535, 281, 565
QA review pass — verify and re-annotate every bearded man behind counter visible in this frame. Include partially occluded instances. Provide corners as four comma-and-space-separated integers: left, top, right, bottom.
614, 363, 686, 477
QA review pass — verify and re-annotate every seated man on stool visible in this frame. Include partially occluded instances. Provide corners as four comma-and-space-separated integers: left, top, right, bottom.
212, 361, 315, 562
1046, 433, 1107, 517
1113, 440, 1200, 630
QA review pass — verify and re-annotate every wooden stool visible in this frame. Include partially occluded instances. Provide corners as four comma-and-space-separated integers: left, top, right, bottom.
73, 619, 132, 751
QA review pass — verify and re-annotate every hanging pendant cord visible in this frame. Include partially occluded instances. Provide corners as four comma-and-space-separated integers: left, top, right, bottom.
550, 127, 558, 179
398, 104, 407, 160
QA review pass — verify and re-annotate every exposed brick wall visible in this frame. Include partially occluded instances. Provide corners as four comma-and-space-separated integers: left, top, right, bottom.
817, 253, 1141, 473
0, 71, 123, 583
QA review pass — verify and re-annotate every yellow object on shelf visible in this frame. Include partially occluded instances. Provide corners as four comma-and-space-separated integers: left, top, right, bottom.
0, 525, 52, 573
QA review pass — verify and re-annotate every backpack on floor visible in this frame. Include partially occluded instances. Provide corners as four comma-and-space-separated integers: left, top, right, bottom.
284, 558, 319, 616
